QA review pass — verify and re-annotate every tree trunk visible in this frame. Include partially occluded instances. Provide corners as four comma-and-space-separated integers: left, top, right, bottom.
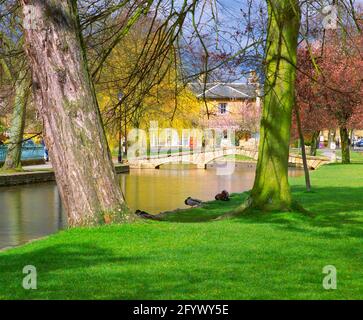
246, 0, 301, 211
20, 0, 130, 226
340, 126, 350, 164
2, 70, 28, 170
294, 106, 311, 191
310, 130, 320, 156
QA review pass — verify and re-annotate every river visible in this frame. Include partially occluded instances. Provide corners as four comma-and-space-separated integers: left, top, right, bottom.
0, 162, 303, 249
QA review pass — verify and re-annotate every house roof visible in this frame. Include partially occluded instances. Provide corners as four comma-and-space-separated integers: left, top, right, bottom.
189, 82, 259, 100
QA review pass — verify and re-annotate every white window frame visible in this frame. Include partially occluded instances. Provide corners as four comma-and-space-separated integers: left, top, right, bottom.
218, 103, 227, 114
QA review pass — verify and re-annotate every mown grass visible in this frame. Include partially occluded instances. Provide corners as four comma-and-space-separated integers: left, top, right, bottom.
0, 164, 363, 299
223, 154, 255, 161
335, 150, 363, 163
0, 167, 25, 174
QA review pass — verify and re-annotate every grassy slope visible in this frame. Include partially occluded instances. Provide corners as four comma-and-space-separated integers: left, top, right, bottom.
335, 150, 363, 163
0, 164, 363, 299
224, 154, 255, 161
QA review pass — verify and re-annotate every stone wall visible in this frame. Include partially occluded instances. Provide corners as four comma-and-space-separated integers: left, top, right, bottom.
0, 164, 130, 187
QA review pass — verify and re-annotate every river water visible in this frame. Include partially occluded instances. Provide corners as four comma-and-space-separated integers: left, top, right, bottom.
0, 162, 303, 249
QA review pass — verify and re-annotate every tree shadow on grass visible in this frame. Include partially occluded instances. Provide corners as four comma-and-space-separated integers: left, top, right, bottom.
0, 242, 156, 299
229, 185, 363, 239
163, 185, 363, 240
0, 237, 257, 300
0, 242, 147, 274
160, 192, 249, 223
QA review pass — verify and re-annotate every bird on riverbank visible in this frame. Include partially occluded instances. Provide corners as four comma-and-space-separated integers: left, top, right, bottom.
184, 197, 203, 207
215, 190, 230, 201
135, 209, 161, 220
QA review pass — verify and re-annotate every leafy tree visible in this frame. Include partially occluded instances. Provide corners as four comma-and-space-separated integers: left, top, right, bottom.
1, 68, 29, 170
0, 3, 30, 170
96, 15, 201, 152
295, 31, 363, 164
316, 34, 363, 163
294, 47, 335, 156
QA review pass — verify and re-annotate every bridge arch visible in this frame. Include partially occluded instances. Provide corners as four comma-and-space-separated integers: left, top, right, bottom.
128, 147, 329, 170
154, 159, 197, 169
199, 148, 257, 165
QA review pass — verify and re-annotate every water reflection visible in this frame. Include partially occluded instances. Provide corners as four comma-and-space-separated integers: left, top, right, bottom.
0, 183, 65, 249
0, 163, 303, 249
123, 163, 257, 214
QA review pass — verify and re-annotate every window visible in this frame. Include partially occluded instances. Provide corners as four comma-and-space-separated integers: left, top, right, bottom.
218, 103, 227, 114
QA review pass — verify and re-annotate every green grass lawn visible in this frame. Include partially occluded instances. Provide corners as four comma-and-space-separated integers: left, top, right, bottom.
335, 150, 363, 163
1, 164, 363, 299
293, 148, 363, 163
223, 154, 255, 161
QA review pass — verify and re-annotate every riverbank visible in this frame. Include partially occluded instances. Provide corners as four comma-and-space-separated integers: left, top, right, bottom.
0, 163, 362, 299
0, 163, 129, 187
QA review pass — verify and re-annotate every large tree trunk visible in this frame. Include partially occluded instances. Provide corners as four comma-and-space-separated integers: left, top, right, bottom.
2, 70, 28, 170
310, 130, 320, 156
20, 0, 130, 226
340, 126, 350, 164
245, 0, 301, 211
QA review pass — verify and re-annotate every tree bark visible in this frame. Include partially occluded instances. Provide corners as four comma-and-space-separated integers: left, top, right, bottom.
246, 0, 301, 211
340, 126, 350, 164
2, 70, 28, 170
20, 0, 130, 226
310, 130, 320, 156
294, 106, 311, 191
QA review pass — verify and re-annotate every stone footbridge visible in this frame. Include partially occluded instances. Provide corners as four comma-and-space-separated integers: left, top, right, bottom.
128, 147, 330, 170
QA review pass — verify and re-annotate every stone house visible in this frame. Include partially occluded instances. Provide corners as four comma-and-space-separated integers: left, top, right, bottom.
189, 75, 262, 147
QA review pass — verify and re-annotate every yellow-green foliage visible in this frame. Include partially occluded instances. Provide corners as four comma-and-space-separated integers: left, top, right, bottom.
95, 19, 201, 151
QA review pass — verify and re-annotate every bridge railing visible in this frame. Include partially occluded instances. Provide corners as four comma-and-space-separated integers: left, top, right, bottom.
129, 146, 252, 162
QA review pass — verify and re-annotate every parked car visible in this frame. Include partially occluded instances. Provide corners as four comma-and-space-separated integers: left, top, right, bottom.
355, 140, 363, 148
